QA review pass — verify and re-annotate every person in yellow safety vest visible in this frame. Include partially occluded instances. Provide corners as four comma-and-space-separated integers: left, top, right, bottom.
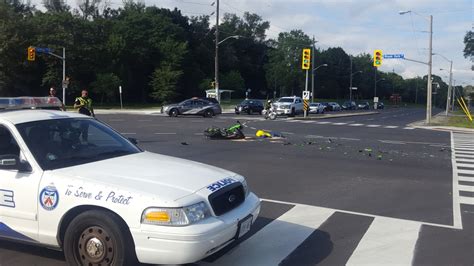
74, 89, 95, 117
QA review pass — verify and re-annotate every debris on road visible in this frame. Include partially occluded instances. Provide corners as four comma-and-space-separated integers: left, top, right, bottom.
181, 142, 189, 145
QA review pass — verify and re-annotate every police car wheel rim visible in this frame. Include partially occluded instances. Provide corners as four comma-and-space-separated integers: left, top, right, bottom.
78, 226, 114, 264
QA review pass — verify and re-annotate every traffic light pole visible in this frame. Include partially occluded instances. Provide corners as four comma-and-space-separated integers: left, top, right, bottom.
47, 48, 66, 105
304, 69, 308, 118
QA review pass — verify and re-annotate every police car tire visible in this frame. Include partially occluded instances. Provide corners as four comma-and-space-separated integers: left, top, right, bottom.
203, 109, 214, 118
169, 109, 178, 117
64, 210, 136, 266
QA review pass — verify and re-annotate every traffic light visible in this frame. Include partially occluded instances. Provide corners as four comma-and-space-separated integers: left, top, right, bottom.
27, 46, 35, 61
301, 48, 311, 70
373, 49, 382, 67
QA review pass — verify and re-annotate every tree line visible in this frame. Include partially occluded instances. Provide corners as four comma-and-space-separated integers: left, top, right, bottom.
0, 0, 468, 106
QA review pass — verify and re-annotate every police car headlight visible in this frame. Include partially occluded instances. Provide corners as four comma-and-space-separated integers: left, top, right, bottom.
142, 202, 211, 226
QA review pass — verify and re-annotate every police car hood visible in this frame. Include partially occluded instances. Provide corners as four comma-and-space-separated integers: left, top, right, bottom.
53, 151, 239, 201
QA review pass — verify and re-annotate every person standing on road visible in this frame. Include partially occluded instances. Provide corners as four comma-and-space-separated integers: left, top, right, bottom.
74, 89, 95, 142
74, 89, 95, 117
48, 87, 66, 111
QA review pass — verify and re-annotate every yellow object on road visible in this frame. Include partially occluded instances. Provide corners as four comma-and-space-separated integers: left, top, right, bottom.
256, 130, 272, 138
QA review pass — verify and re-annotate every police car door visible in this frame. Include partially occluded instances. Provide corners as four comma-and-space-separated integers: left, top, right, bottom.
0, 124, 40, 243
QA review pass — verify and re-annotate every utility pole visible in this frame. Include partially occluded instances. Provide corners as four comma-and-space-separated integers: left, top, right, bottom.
426, 15, 433, 124
311, 35, 316, 103
349, 56, 353, 102
62, 47, 66, 105
445, 60, 453, 116
374, 67, 377, 98
214, 0, 220, 102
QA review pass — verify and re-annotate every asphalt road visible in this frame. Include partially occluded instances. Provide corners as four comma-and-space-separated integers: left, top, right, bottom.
1, 107, 473, 265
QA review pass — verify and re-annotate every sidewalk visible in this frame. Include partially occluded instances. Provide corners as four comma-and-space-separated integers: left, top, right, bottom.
409, 114, 474, 133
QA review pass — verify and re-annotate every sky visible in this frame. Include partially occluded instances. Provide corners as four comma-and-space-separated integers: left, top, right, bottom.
33, 0, 474, 86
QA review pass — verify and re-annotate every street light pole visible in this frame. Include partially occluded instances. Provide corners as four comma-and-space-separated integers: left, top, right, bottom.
214, 0, 220, 102
311, 36, 316, 103
399, 11, 433, 124
62, 47, 66, 106
349, 56, 353, 102
311, 63, 327, 103
427, 14, 433, 124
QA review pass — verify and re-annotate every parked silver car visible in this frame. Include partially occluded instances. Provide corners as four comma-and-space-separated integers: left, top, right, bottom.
309, 103, 325, 114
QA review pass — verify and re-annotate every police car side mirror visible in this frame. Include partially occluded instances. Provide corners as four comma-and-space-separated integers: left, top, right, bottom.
0, 155, 31, 172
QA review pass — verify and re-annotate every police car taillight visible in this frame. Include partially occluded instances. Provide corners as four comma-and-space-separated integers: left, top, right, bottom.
0, 97, 62, 110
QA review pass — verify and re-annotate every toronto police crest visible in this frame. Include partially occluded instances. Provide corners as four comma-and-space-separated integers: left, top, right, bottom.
40, 185, 59, 211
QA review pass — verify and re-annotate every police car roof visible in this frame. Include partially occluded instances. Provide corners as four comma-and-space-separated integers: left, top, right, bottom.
0, 110, 89, 125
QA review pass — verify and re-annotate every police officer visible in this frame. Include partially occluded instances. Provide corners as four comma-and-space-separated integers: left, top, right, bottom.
74, 89, 94, 142
74, 89, 95, 117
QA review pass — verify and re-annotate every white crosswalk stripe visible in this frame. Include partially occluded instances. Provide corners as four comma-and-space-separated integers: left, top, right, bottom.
213, 205, 334, 266
346, 218, 420, 265
452, 132, 474, 207
199, 200, 455, 265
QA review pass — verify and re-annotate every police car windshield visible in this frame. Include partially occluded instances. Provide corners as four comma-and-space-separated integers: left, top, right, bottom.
16, 118, 142, 170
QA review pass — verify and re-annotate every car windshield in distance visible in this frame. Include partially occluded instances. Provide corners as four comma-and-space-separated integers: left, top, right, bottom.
277, 98, 294, 103
16, 118, 142, 170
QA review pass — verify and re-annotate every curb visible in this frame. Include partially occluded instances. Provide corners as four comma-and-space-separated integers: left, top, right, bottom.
292, 111, 380, 120
410, 126, 474, 133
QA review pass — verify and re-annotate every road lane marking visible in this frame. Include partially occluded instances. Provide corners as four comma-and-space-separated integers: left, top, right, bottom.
403, 127, 415, 130
379, 140, 406, 145
262, 198, 459, 229
459, 175, 474, 182
332, 122, 347, 125
154, 133, 177, 135
452, 132, 467, 227
120, 132, 136, 135
349, 123, 364, 126
384, 125, 399, 129
456, 154, 474, 159
316, 121, 331, 124
460, 197, 474, 205
214, 205, 334, 266
457, 163, 474, 169
339, 137, 361, 141
301, 120, 316, 124
366, 124, 381, 127
458, 185, 474, 192
346, 218, 421, 266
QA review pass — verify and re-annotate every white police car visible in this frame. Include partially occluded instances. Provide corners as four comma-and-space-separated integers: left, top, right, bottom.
0, 97, 260, 265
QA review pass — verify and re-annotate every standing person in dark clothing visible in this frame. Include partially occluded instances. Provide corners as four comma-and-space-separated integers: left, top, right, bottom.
47, 87, 66, 111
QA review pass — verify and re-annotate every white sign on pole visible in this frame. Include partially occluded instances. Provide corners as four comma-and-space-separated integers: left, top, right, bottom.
374, 97, 379, 103
351, 87, 358, 90
302, 91, 310, 100
119, 86, 122, 94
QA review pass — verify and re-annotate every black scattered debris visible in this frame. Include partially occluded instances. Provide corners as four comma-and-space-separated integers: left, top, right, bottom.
181, 142, 189, 145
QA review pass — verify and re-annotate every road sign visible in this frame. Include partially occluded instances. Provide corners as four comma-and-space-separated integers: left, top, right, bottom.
374, 97, 379, 103
351, 87, 358, 90
302, 91, 310, 100
383, 54, 404, 59
35, 47, 52, 54
303, 99, 309, 111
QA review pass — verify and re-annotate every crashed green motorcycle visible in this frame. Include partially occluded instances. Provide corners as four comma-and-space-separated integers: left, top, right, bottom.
204, 121, 245, 139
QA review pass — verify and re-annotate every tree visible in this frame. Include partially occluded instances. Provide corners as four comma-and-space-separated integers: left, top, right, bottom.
220, 70, 245, 96
90, 73, 121, 103
42, 0, 69, 13
149, 65, 183, 103
464, 31, 473, 70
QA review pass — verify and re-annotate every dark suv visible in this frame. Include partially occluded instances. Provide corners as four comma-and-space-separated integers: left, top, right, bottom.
235, 99, 264, 115
342, 101, 357, 110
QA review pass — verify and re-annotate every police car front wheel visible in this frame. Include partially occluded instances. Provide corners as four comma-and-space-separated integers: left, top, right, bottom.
64, 210, 136, 266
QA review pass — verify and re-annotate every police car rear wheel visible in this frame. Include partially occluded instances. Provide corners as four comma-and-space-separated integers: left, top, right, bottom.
64, 210, 134, 266
203, 109, 214, 118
